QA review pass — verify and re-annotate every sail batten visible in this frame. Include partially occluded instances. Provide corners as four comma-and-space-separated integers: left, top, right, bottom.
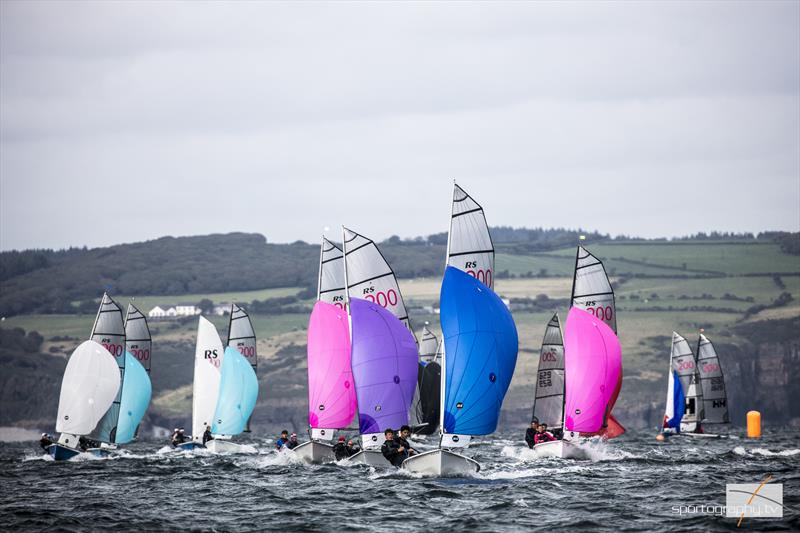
318, 237, 347, 307
446, 184, 495, 290
570, 246, 617, 334
531, 313, 565, 429
125, 303, 152, 373
91, 293, 126, 443
697, 334, 729, 424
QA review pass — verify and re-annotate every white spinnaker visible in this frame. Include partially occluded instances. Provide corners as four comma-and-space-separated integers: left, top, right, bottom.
446, 184, 495, 289
56, 341, 121, 435
571, 246, 617, 333
342, 227, 412, 330
419, 326, 439, 363
318, 237, 347, 308
125, 304, 152, 373
670, 332, 702, 432
697, 334, 729, 424
192, 317, 225, 440
532, 314, 565, 429
91, 293, 126, 442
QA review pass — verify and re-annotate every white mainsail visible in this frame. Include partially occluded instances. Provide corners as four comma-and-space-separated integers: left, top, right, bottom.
227, 303, 257, 431
192, 317, 225, 440
446, 183, 495, 289
670, 332, 703, 432
419, 326, 439, 363
125, 303, 152, 373
531, 313, 565, 430
91, 293, 126, 443
571, 245, 617, 333
697, 334, 729, 424
318, 237, 347, 308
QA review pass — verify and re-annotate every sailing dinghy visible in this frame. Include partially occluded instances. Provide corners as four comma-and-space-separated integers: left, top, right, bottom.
661, 332, 704, 436
124, 303, 153, 439
293, 237, 357, 463
48, 341, 121, 460
694, 333, 729, 437
403, 183, 519, 476
226, 304, 258, 433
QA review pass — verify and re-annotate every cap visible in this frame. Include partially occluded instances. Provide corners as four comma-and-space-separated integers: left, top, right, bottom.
338, 436, 345, 442
291, 433, 297, 437
42, 433, 47, 437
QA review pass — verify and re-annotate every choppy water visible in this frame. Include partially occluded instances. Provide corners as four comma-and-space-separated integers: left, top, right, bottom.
1, 428, 798, 531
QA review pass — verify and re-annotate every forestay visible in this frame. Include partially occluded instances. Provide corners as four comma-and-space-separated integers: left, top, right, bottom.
114, 352, 152, 444
670, 332, 702, 432
697, 334, 729, 424
125, 304, 152, 373
192, 317, 225, 440
56, 341, 121, 436
532, 313, 565, 429
211, 347, 259, 436
446, 184, 495, 289
571, 246, 617, 333
91, 293, 127, 443
318, 237, 347, 308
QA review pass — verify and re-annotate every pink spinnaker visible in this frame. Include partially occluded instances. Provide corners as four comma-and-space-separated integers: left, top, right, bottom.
306, 301, 357, 429
563, 307, 622, 433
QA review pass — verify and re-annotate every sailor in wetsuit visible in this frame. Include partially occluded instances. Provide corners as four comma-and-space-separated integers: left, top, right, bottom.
275, 430, 289, 450
525, 419, 539, 448
172, 427, 189, 447
333, 436, 349, 460
394, 425, 419, 457
534, 423, 556, 445
39, 433, 53, 451
381, 428, 408, 467
202, 424, 214, 445
284, 433, 299, 450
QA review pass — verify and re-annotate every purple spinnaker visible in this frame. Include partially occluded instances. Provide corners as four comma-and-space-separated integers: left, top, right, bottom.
349, 298, 419, 435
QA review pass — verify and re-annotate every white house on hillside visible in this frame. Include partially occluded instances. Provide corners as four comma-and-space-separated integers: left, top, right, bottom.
148, 306, 167, 318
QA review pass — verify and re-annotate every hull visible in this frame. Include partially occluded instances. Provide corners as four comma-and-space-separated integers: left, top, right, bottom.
47, 444, 81, 461
205, 439, 256, 454
401, 448, 480, 476
342, 449, 388, 467
176, 441, 204, 451
291, 441, 334, 464
683, 432, 723, 439
533, 440, 590, 460
86, 447, 114, 458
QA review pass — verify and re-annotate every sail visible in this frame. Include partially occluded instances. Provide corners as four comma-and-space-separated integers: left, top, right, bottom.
114, 352, 152, 444
663, 370, 686, 431
342, 227, 412, 330
318, 237, 347, 308
211, 346, 259, 436
411, 325, 442, 435
192, 317, 225, 439
571, 246, 617, 333
670, 332, 702, 432
55, 341, 121, 436
307, 301, 357, 432
91, 293, 127, 443
440, 266, 518, 436
446, 183, 495, 289
227, 303, 257, 431
563, 307, 622, 433
349, 298, 418, 447
697, 334, 729, 424
532, 313, 565, 429
419, 326, 439, 363
125, 303, 152, 372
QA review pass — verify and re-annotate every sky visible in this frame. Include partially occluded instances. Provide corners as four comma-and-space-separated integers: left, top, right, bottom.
1, 1, 798, 251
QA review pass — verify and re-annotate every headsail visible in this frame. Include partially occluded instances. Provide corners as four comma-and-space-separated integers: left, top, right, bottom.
318, 237, 347, 308
55, 341, 121, 436
349, 298, 418, 448
91, 293, 126, 443
342, 227, 412, 331
446, 183, 495, 289
192, 317, 225, 440
439, 266, 518, 443
125, 303, 152, 372
211, 346, 259, 436
227, 303, 257, 432
532, 313, 565, 430
697, 334, 729, 424
670, 332, 702, 432
114, 352, 152, 444
571, 246, 617, 333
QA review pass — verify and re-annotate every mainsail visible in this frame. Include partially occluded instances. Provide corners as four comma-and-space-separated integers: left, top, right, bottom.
211, 346, 259, 436
90, 293, 127, 443
125, 304, 152, 373
531, 313, 565, 430
670, 332, 703, 432
697, 334, 730, 424
227, 303, 257, 432
418, 326, 440, 363
192, 317, 225, 440
342, 227, 412, 330
349, 298, 418, 449
571, 246, 617, 333
318, 237, 347, 308
411, 325, 442, 435
55, 341, 121, 437
446, 183, 495, 289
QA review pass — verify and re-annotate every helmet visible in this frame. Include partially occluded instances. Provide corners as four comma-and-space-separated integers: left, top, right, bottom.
338, 436, 345, 442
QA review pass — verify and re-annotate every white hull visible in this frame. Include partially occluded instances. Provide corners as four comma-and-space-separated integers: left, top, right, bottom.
401, 448, 480, 476
291, 441, 335, 464
682, 432, 723, 439
342, 449, 388, 467
205, 439, 257, 454
533, 440, 590, 460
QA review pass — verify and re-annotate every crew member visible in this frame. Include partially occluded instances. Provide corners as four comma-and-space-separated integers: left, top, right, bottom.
534, 423, 556, 444
39, 433, 53, 451
284, 433, 299, 450
202, 424, 214, 445
275, 430, 289, 450
333, 436, 349, 460
381, 428, 407, 467
395, 425, 418, 457
525, 420, 539, 448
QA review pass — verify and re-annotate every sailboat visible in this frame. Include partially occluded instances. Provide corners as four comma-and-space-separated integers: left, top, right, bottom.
695, 333, 729, 437
125, 303, 152, 439
226, 304, 258, 433
178, 316, 258, 453
661, 332, 703, 436
403, 183, 519, 475
341, 228, 419, 466
47, 341, 121, 460
569, 246, 625, 438
293, 237, 357, 463
411, 326, 442, 437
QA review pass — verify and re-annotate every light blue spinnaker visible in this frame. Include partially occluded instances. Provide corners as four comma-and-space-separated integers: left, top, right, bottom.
211, 347, 259, 436
115, 352, 152, 444
440, 266, 518, 435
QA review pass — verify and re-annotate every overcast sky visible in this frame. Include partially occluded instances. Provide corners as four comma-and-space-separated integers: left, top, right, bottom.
1, 1, 798, 251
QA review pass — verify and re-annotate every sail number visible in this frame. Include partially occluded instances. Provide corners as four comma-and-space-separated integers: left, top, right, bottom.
130, 348, 150, 361
466, 268, 492, 287
101, 343, 124, 357
541, 350, 558, 363
585, 305, 614, 322
364, 289, 398, 309
678, 360, 695, 371
701, 363, 720, 374
237, 346, 256, 358
538, 370, 553, 387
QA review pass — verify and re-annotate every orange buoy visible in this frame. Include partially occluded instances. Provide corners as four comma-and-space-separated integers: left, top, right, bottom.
747, 410, 762, 438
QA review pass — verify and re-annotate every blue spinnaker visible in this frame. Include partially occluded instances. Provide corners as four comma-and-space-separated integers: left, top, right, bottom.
666, 371, 686, 432
441, 266, 518, 435
211, 346, 259, 435
115, 352, 152, 444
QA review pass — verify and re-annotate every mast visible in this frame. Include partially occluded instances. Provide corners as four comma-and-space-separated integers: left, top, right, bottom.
439, 180, 456, 439
316, 235, 325, 301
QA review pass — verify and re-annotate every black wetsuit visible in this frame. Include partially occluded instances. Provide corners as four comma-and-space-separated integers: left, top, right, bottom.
202, 429, 214, 445
381, 439, 407, 467
39, 437, 53, 451
525, 428, 537, 448
285, 439, 299, 450
333, 442, 349, 460
394, 435, 416, 456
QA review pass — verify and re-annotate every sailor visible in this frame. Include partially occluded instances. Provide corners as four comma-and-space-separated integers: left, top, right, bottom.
525, 419, 539, 448
284, 433, 299, 450
395, 425, 419, 457
39, 433, 53, 451
534, 423, 556, 445
78, 436, 89, 451
381, 428, 407, 467
346, 439, 360, 457
275, 430, 289, 450
332, 436, 349, 460
202, 424, 214, 445
174, 427, 189, 445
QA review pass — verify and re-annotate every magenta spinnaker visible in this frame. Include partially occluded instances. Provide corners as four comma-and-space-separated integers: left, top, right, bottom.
563, 307, 622, 433
306, 301, 357, 429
